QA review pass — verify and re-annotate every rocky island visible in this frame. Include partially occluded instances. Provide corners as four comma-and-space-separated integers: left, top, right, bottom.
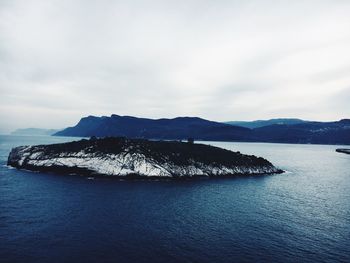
7, 137, 283, 178
336, 148, 350, 155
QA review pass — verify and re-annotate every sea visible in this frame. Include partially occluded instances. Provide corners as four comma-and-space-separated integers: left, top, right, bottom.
0, 135, 349, 262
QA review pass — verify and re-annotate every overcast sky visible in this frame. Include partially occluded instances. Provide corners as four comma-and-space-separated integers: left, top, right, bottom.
1, 0, 350, 133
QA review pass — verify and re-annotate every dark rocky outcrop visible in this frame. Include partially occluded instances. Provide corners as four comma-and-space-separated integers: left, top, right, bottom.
54, 115, 253, 141
336, 148, 350, 155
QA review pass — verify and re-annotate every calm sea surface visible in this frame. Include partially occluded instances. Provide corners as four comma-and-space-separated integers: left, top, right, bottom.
0, 135, 349, 262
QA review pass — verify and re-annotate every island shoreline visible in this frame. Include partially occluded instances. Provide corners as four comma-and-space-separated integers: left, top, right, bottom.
7, 137, 284, 179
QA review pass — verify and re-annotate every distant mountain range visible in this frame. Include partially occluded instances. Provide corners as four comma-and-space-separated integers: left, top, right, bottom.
54, 115, 251, 141
249, 119, 350, 145
54, 115, 350, 145
11, 128, 60, 136
225, 118, 307, 129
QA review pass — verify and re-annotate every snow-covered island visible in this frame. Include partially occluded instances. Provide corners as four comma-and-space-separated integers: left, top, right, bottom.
7, 137, 283, 178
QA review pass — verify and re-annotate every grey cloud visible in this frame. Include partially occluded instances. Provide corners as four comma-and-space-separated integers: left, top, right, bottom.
1, 0, 350, 133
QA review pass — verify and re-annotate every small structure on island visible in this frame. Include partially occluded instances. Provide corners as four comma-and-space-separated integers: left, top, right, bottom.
187, 138, 194, 144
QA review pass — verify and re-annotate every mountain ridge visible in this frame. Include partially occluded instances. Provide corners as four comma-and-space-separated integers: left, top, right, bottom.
225, 118, 307, 129
53, 115, 350, 145
55, 114, 251, 141
11, 128, 61, 136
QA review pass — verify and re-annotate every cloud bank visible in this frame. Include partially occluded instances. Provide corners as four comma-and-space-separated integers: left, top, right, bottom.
1, 0, 350, 133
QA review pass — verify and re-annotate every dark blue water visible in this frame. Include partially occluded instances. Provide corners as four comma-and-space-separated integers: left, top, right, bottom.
1, 135, 350, 262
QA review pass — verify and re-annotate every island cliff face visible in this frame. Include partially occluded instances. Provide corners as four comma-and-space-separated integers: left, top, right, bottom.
7, 137, 282, 178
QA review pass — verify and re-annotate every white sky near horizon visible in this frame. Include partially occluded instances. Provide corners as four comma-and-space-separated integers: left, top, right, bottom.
0, 0, 350, 133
